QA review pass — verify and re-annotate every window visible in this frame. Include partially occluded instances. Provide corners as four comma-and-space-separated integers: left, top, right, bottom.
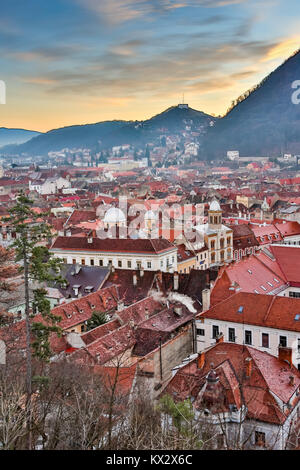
245, 330, 252, 345
262, 333, 269, 348
127, 260, 131, 268
228, 328, 235, 343
255, 431, 266, 447
197, 328, 205, 336
99, 259, 103, 266
118, 260, 122, 267
298, 339, 300, 352
212, 325, 219, 339
63, 258, 67, 264
147, 261, 152, 269
81, 259, 85, 266
72, 259, 76, 264
289, 291, 300, 298
279, 336, 287, 347
90, 259, 94, 266
137, 261, 142, 269
211, 241, 215, 250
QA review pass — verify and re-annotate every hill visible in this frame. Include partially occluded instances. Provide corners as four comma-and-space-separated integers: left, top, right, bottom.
0, 127, 41, 147
0, 106, 215, 156
204, 49, 300, 158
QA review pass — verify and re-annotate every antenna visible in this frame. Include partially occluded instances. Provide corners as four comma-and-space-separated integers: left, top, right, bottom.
182, 93, 185, 104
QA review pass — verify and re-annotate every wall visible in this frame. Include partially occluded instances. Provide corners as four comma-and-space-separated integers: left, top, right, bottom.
196, 318, 300, 368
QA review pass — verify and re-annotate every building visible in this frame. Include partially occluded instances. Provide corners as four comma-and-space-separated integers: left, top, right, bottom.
196, 291, 300, 369
50, 236, 178, 273
162, 341, 300, 450
195, 200, 233, 267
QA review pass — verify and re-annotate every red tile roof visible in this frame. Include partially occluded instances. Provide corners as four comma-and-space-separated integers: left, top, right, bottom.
52, 285, 119, 330
162, 342, 300, 425
201, 291, 300, 333
51, 236, 176, 255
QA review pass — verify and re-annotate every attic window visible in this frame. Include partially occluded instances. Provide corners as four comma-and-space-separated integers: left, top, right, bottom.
91, 304, 95, 309
67, 314, 72, 318
261, 285, 267, 291
254, 289, 259, 294
267, 282, 273, 287
274, 278, 280, 283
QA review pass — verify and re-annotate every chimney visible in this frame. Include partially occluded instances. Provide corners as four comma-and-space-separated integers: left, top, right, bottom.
174, 305, 182, 316
156, 270, 162, 284
74, 264, 81, 275
202, 288, 211, 312
173, 271, 179, 291
133, 271, 137, 286
278, 346, 293, 367
197, 351, 205, 369
245, 357, 253, 378
289, 375, 295, 386
216, 333, 224, 344
205, 272, 210, 289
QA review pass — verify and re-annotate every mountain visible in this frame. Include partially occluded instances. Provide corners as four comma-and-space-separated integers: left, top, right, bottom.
0, 127, 41, 147
204, 49, 300, 158
143, 105, 215, 131
0, 106, 215, 156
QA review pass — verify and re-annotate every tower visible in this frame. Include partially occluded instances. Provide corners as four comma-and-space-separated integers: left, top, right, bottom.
208, 199, 222, 231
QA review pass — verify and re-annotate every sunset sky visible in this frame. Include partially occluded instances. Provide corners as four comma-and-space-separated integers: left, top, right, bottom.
1, 0, 300, 132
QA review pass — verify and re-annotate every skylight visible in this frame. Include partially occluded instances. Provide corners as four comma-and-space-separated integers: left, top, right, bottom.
238, 306, 244, 313
295, 314, 300, 321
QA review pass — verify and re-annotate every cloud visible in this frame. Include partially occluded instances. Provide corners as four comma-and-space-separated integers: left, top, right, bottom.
110, 40, 145, 57
260, 36, 300, 62
75, 0, 248, 24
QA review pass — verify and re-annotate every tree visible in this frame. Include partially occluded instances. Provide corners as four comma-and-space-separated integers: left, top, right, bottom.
86, 311, 108, 331
5, 191, 63, 449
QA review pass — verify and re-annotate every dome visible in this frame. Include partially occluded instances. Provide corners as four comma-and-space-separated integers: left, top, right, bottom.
144, 210, 158, 220
209, 200, 221, 211
103, 207, 126, 224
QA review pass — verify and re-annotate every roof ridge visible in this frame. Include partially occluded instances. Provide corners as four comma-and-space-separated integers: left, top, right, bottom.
263, 295, 277, 323
255, 251, 287, 283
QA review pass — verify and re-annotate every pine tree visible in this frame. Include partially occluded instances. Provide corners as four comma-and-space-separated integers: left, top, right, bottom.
5, 191, 64, 449
86, 311, 108, 331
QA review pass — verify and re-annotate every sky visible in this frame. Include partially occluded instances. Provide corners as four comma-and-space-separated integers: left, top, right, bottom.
1, 0, 300, 132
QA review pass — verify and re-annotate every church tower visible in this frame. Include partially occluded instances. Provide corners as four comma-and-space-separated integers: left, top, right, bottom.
208, 199, 222, 231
